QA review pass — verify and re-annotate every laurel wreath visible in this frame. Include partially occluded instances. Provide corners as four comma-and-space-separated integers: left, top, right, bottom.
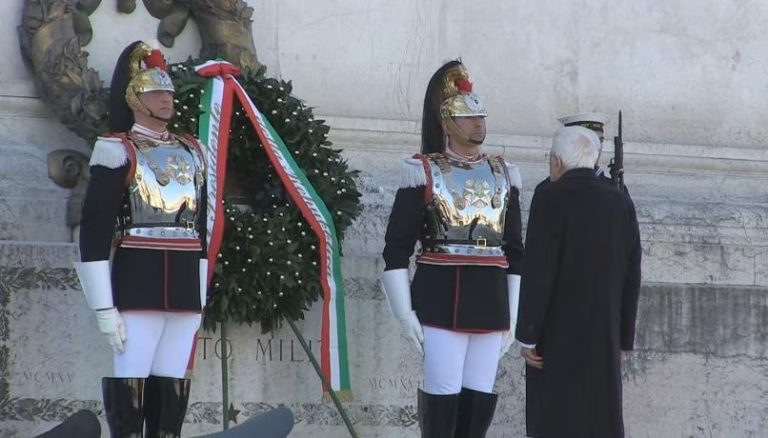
18, 0, 362, 332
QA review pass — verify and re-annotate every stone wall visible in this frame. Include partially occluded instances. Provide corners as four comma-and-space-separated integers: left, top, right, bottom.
329, 118, 768, 437
1, 0, 767, 437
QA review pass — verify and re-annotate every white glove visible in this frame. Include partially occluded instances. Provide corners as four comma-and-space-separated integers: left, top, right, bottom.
200, 258, 209, 310
398, 310, 424, 357
75, 261, 126, 353
500, 274, 521, 357
380, 269, 424, 356
95, 307, 127, 354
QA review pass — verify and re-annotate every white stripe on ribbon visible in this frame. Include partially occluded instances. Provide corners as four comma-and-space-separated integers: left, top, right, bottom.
202, 77, 225, 254
232, 81, 343, 389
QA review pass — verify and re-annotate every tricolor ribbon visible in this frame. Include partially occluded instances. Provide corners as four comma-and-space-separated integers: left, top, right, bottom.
195, 60, 351, 394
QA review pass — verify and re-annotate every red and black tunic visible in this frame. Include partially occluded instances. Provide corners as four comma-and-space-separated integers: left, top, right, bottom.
79, 133, 207, 312
382, 155, 524, 332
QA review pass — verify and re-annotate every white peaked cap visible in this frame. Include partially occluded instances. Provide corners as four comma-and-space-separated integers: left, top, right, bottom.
558, 112, 610, 127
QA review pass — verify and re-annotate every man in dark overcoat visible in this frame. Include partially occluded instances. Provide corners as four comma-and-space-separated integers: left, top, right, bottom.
516, 126, 642, 438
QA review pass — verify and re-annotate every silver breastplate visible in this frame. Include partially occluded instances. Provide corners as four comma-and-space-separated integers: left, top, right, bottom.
423, 153, 510, 256
126, 136, 205, 230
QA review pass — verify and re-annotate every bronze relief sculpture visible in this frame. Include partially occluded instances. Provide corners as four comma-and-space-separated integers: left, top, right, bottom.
18, 0, 260, 143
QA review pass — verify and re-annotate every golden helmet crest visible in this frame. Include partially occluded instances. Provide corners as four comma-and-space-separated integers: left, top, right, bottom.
438, 64, 487, 120
422, 60, 488, 152
125, 42, 175, 116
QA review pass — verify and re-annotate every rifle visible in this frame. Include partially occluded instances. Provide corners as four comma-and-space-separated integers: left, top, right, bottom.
609, 110, 624, 191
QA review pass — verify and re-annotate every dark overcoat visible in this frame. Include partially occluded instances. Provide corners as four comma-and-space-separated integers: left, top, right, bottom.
516, 167, 641, 438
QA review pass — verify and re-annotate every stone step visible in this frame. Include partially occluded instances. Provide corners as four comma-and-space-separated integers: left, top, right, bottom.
0, 142, 82, 244
0, 144, 78, 198
0, 144, 52, 177
0, 94, 89, 153
0, 244, 763, 359
344, 146, 768, 205
0, 197, 73, 242
0, 158, 76, 242
0, 240, 78, 267
636, 283, 768, 358
342, 194, 768, 287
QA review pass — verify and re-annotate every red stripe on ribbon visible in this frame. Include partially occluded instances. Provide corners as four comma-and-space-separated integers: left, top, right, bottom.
187, 73, 235, 373
196, 62, 242, 78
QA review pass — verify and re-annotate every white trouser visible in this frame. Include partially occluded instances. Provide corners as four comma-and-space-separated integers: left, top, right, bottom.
422, 326, 502, 395
113, 311, 202, 378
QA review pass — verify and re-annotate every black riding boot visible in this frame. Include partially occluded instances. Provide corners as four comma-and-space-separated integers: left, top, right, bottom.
417, 389, 459, 438
453, 387, 498, 438
102, 377, 145, 438
143, 376, 191, 438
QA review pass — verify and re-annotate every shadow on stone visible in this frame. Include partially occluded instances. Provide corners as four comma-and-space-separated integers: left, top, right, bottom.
34, 409, 101, 438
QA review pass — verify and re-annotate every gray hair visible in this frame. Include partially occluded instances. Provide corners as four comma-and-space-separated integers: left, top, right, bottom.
550, 126, 601, 170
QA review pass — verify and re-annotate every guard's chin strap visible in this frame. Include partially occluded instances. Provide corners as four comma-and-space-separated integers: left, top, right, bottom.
444, 117, 485, 146
134, 103, 172, 124
469, 137, 485, 146
147, 110, 172, 123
